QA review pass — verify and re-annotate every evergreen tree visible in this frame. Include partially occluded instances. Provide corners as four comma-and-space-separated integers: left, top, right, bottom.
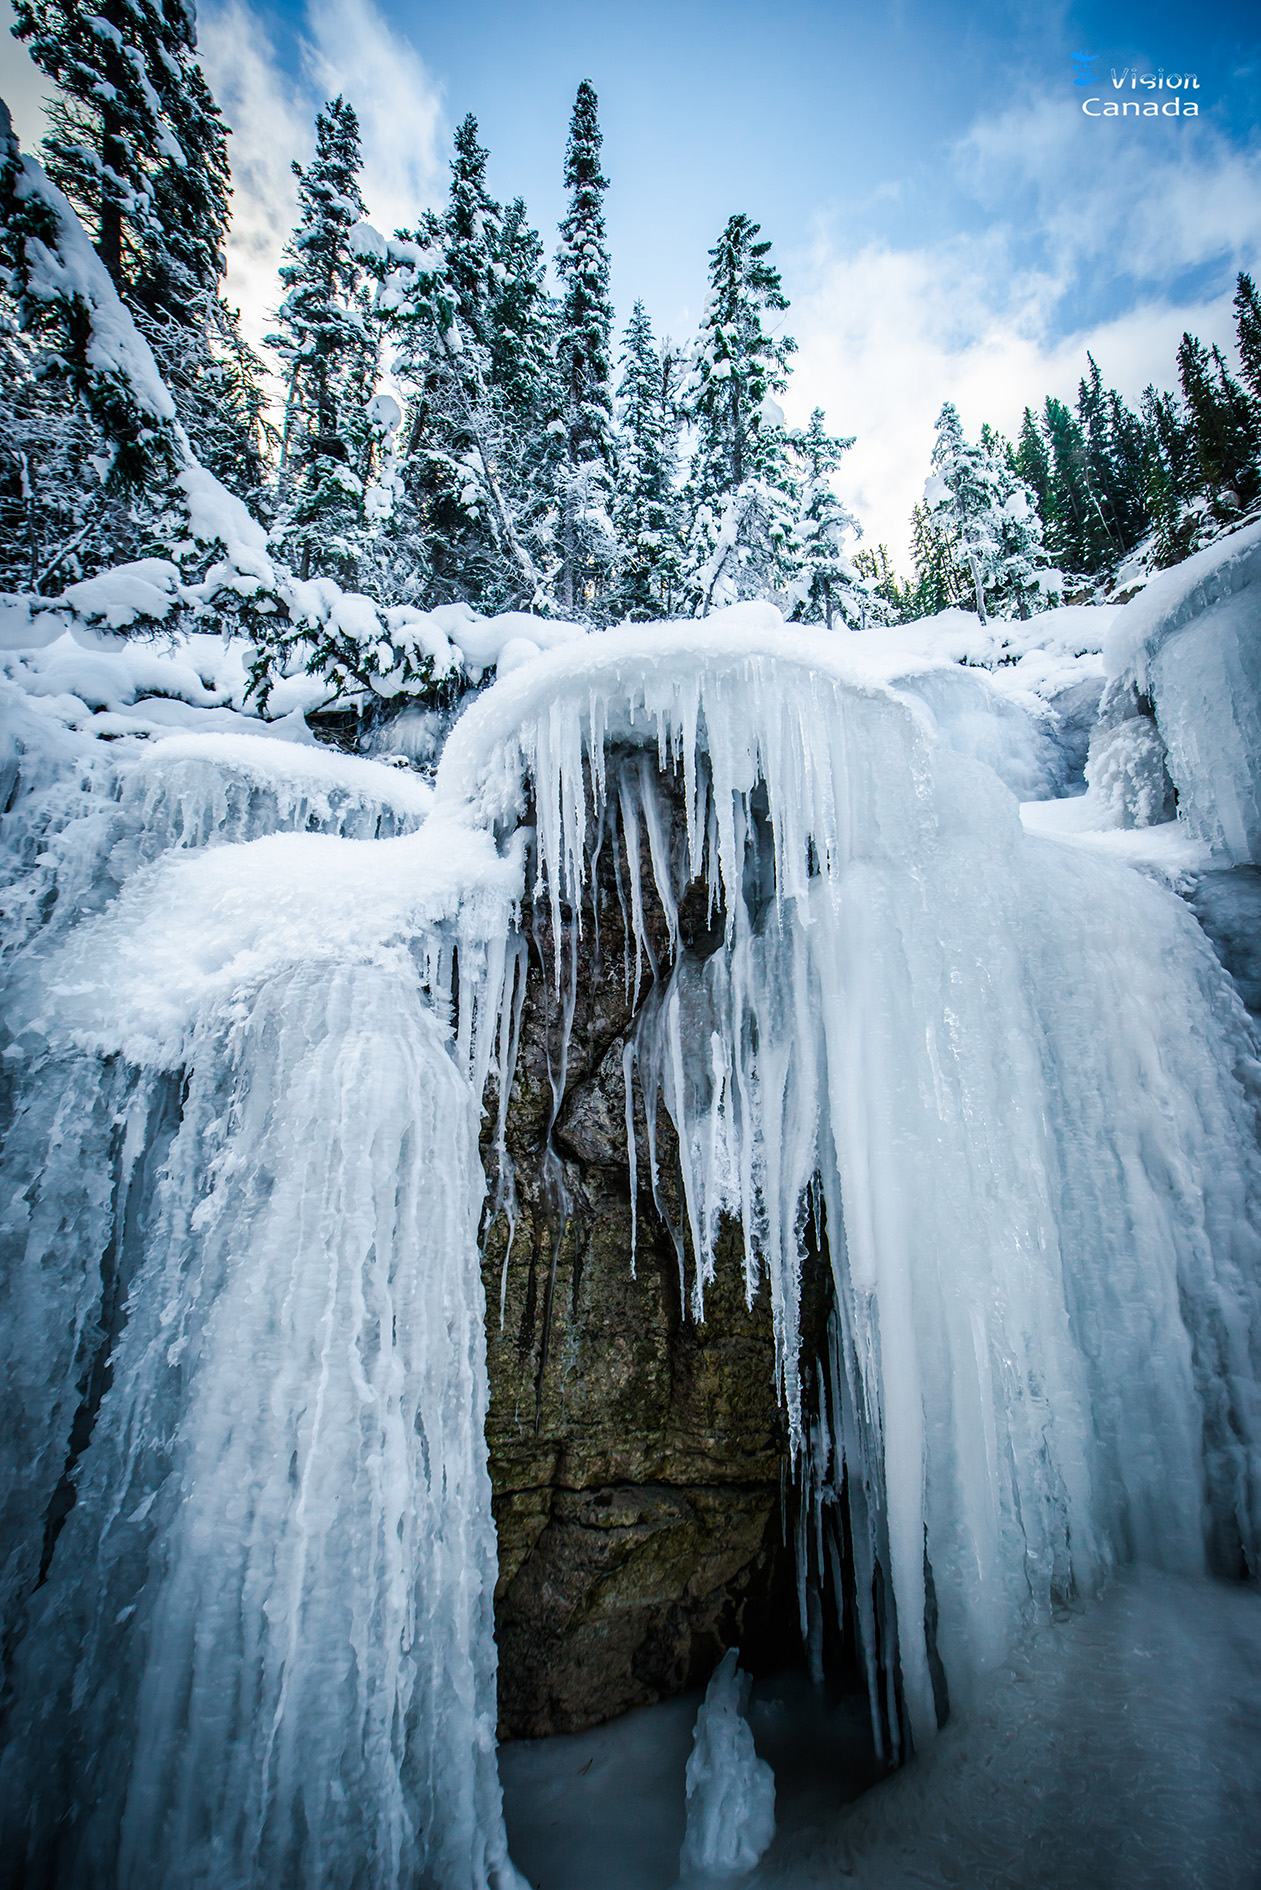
554, 79, 616, 614
0, 97, 182, 586
270, 97, 380, 584
612, 301, 682, 619
1177, 330, 1260, 514
1041, 396, 1105, 575
852, 543, 911, 618
13, 0, 169, 288
444, 114, 500, 348
905, 499, 966, 615
1234, 272, 1261, 407
1012, 406, 1051, 523
683, 212, 799, 613
10, 0, 263, 501
925, 403, 1051, 620
1140, 382, 1200, 567
787, 408, 864, 628
1074, 356, 1150, 561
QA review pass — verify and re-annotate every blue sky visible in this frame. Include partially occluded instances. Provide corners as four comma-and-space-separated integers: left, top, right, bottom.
3, 0, 1259, 560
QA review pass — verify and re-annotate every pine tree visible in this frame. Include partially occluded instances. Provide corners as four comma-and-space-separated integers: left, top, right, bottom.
683, 212, 799, 613
925, 403, 1051, 621
554, 79, 616, 614
612, 301, 682, 619
10, 0, 263, 505
1041, 396, 1106, 575
788, 408, 865, 628
1235, 273, 1261, 407
13, 0, 168, 288
270, 97, 380, 585
906, 498, 967, 615
1140, 382, 1200, 567
0, 97, 183, 585
444, 114, 500, 348
1177, 331, 1260, 514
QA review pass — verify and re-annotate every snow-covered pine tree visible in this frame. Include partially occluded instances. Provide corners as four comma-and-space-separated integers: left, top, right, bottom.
0, 96, 182, 587
489, 195, 560, 584
132, 1, 267, 496
925, 403, 1051, 621
682, 212, 799, 614
612, 300, 683, 619
554, 79, 616, 615
787, 408, 868, 629
13, 0, 168, 289
924, 402, 994, 620
370, 122, 548, 611
906, 497, 967, 615
270, 96, 381, 585
1140, 381, 1201, 567
12, 0, 263, 497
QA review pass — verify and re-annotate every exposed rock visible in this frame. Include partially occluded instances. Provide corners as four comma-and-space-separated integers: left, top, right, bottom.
480, 769, 801, 1737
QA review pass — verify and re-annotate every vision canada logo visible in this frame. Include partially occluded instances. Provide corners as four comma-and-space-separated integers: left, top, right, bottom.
1073, 51, 1201, 116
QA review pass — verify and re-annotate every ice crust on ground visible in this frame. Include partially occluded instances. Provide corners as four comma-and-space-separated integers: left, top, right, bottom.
502, 1567, 1261, 1890
1, 576, 1260, 1884
679, 1651, 776, 1879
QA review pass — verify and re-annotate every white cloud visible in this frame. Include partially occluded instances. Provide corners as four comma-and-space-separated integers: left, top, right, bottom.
302, 0, 447, 239
786, 94, 1261, 569
199, 0, 448, 376
198, 0, 310, 364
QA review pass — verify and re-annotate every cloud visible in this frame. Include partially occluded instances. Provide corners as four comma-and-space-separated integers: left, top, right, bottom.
786, 93, 1261, 568
302, 0, 447, 239
198, 0, 311, 363
199, 0, 448, 375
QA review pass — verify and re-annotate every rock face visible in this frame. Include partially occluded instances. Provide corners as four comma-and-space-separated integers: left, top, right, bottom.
481, 777, 800, 1738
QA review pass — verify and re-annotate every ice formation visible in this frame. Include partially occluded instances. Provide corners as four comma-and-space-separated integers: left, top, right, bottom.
678, 1650, 776, 1879
0, 716, 525, 1887
436, 610, 1261, 1753
1103, 517, 1261, 862
1, 543, 1260, 1884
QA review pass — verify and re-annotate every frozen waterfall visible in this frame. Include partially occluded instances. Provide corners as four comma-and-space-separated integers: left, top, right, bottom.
2, 590, 1260, 1885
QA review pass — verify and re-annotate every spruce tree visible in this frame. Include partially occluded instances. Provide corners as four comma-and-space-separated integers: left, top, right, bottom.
10, 0, 263, 499
1177, 331, 1260, 513
0, 97, 182, 585
270, 97, 380, 584
683, 212, 799, 613
554, 78, 616, 614
925, 403, 1050, 620
612, 301, 682, 619
788, 409, 864, 628
13, 0, 168, 288
1234, 273, 1261, 406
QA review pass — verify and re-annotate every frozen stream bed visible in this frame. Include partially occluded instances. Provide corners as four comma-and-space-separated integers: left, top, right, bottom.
501, 1568, 1261, 1890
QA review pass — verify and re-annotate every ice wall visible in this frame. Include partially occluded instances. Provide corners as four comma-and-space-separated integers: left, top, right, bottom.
1104, 519, 1261, 862
437, 616, 1261, 1753
0, 703, 524, 1889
